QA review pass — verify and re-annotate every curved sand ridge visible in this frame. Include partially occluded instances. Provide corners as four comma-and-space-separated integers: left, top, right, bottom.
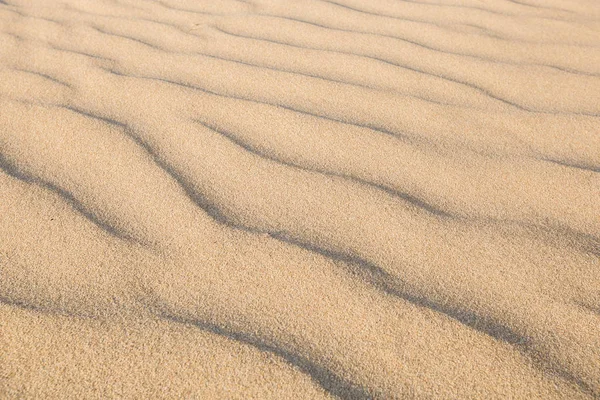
0, 0, 599, 398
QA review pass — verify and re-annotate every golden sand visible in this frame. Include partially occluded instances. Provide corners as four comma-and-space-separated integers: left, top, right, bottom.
0, 0, 599, 398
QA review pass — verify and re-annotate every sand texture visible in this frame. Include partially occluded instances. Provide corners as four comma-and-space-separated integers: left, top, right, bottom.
0, 0, 599, 398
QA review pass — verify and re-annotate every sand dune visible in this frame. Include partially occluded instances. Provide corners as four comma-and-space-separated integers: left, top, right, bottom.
0, 0, 599, 398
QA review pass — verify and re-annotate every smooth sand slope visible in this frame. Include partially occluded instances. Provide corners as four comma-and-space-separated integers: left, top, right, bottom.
0, 0, 599, 398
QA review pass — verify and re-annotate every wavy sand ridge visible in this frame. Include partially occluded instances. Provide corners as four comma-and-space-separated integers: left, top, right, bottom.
0, 0, 599, 398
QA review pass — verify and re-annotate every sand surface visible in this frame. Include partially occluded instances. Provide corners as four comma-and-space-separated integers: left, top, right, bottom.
0, 0, 599, 398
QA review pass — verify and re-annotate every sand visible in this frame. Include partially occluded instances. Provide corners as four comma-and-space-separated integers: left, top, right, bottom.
0, 0, 599, 398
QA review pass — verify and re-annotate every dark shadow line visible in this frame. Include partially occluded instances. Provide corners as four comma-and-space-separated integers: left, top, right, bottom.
148, 0, 232, 16
62, 103, 244, 230
60, 105, 127, 128
9, 67, 72, 87
390, 0, 510, 16
35, 34, 114, 62
0, 296, 86, 320
50, 43, 113, 61
318, 0, 455, 29
541, 64, 600, 78
496, 219, 600, 258
156, 311, 373, 400
501, 0, 577, 14
457, 18, 600, 49
0, 295, 103, 321
388, 0, 586, 24
193, 118, 453, 219
91, 26, 167, 51
275, 232, 527, 344
122, 130, 238, 227
538, 157, 600, 174
0, 296, 56, 316
194, 51, 377, 91
269, 233, 597, 395
574, 302, 600, 317
0, 152, 135, 243
0, 6, 63, 26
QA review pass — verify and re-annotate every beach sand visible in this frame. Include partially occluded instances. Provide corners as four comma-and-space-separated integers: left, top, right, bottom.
0, 0, 599, 398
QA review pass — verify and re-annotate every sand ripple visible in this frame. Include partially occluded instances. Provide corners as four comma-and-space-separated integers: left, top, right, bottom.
0, 0, 599, 398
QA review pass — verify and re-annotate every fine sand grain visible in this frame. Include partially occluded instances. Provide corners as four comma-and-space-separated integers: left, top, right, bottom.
0, 0, 599, 398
